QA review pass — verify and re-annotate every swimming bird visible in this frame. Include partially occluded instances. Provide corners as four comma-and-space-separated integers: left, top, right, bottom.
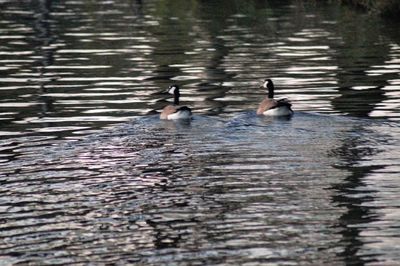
160, 85, 192, 120
256, 79, 293, 116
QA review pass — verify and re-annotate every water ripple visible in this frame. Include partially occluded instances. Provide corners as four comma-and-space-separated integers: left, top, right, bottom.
1, 0, 400, 264
1, 114, 397, 264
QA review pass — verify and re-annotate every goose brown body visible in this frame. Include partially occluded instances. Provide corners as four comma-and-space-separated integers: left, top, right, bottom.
257, 98, 292, 115
160, 105, 179, 119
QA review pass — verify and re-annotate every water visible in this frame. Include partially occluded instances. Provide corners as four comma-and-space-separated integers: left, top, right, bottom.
1, 0, 400, 265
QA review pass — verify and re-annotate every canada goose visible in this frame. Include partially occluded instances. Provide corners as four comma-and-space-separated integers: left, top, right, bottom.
257, 79, 293, 116
160, 85, 192, 120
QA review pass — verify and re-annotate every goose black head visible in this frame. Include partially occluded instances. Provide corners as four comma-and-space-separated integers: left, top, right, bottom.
168, 84, 180, 105
261, 79, 274, 98
168, 85, 180, 96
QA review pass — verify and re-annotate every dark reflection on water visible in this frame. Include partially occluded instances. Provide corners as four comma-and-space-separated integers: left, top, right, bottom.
1, 0, 400, 265
1, 0, 400, 139
330, 125, 383, 265
34, 0, 57, 122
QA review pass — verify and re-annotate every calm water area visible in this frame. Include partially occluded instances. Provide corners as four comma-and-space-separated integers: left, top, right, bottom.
1, 0, 400, 265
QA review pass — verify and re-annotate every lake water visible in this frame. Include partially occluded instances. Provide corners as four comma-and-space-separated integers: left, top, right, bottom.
1, 0, 400, 265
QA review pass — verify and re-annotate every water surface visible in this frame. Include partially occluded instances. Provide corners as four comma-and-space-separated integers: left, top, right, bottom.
1, 0, 400, 265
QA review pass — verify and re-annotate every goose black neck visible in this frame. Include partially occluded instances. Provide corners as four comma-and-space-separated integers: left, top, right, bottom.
173, 92, 180, 105
267, 82, 274, 99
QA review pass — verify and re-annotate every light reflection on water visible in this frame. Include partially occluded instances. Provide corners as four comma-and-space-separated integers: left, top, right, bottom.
1, 113, 399, 264
1, 0, 400, 264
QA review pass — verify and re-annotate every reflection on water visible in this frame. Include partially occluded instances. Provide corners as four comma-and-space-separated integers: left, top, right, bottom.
1, 0, 400, 265
1, 114, 399, 265
330, 124, 383, 265
1, 0, 400, 138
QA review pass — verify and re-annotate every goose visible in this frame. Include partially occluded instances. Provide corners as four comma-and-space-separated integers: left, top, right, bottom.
257, 79, 293, 116
160, 85, 192, 120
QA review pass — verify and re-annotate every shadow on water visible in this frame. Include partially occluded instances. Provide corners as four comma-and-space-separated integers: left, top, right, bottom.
332, 6, 398, 119
331, 85, 387, 117
328, 16, 395, 261
329, 124, 384, 265
33, 0, 57, 121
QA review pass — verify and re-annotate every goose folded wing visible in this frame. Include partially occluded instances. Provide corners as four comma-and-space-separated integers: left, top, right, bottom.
277, 98, 292, 108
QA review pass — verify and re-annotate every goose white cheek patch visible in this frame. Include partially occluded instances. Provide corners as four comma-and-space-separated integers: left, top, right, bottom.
168, 87, 176, 94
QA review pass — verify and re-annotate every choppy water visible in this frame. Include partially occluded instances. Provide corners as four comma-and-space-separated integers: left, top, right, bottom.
1, 0, 400, 265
